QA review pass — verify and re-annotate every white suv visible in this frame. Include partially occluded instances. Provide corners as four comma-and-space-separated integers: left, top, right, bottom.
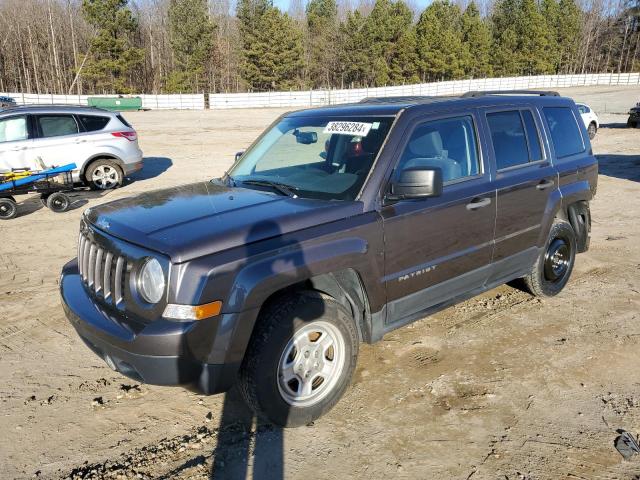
0, 106, 143, 189
576, 103, 599, 139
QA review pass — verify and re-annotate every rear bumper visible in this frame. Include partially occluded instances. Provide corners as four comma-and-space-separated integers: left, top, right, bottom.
123, 159, 144, 176
60, 259, 257, 394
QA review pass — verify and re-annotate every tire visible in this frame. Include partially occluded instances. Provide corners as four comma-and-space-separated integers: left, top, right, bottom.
239, 291, 359, 427
86, 159, 123, 190
523, 221, 576, 297
628, 118, 638, 128
0, 197, 18, 220
588, 122, 597, 139
46, 192, 71, 213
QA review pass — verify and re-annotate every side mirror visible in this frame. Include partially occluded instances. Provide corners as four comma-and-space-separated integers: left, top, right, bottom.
235, 151, 245, 162
389, 167, 443, 200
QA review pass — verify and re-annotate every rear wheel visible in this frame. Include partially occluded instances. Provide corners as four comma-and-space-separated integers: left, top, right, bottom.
0, 197, 18, 220
86, 159, 123, 190
523, 221, 576, 297
46, 192, 71, 213
588, 122, 597, 139
239, 291, 359, 427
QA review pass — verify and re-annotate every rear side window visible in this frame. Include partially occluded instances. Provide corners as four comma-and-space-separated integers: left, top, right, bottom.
79, 115, 110, 132
487, 111, 530, 169
543, 107, 585, 158
36, 115, 79, 138
116, 114, 132, 128
0, 116, 28, 142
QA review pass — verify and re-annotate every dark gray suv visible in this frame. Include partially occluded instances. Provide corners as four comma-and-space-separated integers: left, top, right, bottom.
61, 91, 597, 426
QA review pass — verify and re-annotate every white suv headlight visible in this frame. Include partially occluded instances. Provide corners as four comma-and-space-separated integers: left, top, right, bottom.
138, 258, 165, 304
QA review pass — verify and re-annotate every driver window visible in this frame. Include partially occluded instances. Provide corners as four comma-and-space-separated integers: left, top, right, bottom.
395, 116, 480, 183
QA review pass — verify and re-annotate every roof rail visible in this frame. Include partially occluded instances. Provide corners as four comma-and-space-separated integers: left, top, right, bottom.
359, 95, 436, 104
461, 90, 560, 98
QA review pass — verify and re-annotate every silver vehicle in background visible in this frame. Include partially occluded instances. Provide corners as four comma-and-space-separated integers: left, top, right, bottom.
0, 105, 143, 190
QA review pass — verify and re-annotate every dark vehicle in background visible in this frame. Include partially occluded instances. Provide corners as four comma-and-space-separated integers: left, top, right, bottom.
0, 96, 16, 108
61, 90, 597, 427
628, 102, 640, 128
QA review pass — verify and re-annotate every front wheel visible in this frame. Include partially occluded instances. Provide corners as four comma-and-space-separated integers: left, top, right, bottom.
523, 221, 576, 297
239, 291, 359, 427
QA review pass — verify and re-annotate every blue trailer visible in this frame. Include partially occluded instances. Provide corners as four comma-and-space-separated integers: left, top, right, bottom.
0, 163, 77, 219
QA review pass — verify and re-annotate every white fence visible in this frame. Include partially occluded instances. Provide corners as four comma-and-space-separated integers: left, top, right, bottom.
0, 93, 205, 110
2, 72, 639, 111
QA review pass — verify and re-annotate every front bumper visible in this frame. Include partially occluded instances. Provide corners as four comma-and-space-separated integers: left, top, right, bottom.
60, 259, 257, 394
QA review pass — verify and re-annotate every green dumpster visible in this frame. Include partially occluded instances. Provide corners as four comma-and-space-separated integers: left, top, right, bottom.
87, 96, 142, 111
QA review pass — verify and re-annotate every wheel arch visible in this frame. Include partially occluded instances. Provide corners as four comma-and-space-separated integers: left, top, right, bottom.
252, 269, 373, 344
81, 154, 124, 181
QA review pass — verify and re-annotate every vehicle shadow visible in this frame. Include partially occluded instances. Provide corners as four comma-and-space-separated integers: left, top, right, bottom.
599, 122, 631, 129
597, 153, 640, 182
10, 157, 172, 219
126, 156, 173, 183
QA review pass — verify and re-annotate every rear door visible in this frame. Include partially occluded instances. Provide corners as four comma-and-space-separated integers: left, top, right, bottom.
0, 115, 32, 171
381, 112, 496, 324
484, 107, 557, 282
28, 114, 86, 169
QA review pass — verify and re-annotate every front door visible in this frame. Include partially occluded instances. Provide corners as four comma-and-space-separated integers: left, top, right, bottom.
0, 115, 31, 171
381, 113, 496, 324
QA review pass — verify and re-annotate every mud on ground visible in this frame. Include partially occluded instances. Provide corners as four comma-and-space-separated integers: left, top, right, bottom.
1, 86, 640, 479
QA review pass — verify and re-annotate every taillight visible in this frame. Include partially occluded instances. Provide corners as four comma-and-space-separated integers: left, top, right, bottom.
111, 131, 137, 141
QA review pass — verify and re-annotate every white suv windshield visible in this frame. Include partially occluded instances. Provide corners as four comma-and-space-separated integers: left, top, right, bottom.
228, 116, 394, 201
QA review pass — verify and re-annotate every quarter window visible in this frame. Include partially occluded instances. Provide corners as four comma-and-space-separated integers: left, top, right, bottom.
543, 107, 585, 158
396, 116, 480, 183
521, 110, 543, 161
79, 115, 110, 132
36, 115, 79, 138
0, 116, 28, 142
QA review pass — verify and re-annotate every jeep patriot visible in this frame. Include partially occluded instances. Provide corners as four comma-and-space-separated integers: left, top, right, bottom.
61, 91, 597, 426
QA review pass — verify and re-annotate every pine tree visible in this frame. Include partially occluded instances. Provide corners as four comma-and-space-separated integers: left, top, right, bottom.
517, 0, 553, 74
241, 7, 304, 90
491, 0, 522, 76
338, 10, 368, 87
461, 2, 492, 78
540, 0, 560, 72
306, 0, 339, 88
166, 0, 215, 92
359, 0, 418, 86
81, 0, 144, 93
557, 0, 582, 73
416, 0, 468, 81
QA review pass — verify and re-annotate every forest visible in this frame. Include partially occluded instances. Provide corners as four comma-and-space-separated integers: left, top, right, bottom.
0, 0, 638, 95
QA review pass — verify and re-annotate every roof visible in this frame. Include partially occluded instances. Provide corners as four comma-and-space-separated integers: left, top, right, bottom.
287, 90, 574, 118
0, 105, 113, 115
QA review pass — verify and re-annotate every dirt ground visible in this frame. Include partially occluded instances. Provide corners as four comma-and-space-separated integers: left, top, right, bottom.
1, 85, 640, 480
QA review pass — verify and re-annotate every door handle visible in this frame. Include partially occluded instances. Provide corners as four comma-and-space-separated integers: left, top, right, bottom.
466, 197, 492, 210
536, 180, 555, 190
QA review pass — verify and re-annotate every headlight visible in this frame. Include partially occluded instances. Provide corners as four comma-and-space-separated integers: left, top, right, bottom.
138, 258, 165, 304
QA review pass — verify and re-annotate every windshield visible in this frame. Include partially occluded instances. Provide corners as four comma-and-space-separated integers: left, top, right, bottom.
227, 115, 395, 201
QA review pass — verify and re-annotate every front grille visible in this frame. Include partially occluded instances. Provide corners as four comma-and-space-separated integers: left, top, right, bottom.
78, 232, 127, 306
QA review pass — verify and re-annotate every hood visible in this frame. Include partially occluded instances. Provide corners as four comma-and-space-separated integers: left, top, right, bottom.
85, 181, 363, 263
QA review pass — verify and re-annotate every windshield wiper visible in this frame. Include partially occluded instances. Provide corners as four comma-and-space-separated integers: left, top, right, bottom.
239, 179, 299, 198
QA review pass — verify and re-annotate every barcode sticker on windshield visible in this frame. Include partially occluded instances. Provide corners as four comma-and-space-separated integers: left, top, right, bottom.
324, 121, 372, 136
